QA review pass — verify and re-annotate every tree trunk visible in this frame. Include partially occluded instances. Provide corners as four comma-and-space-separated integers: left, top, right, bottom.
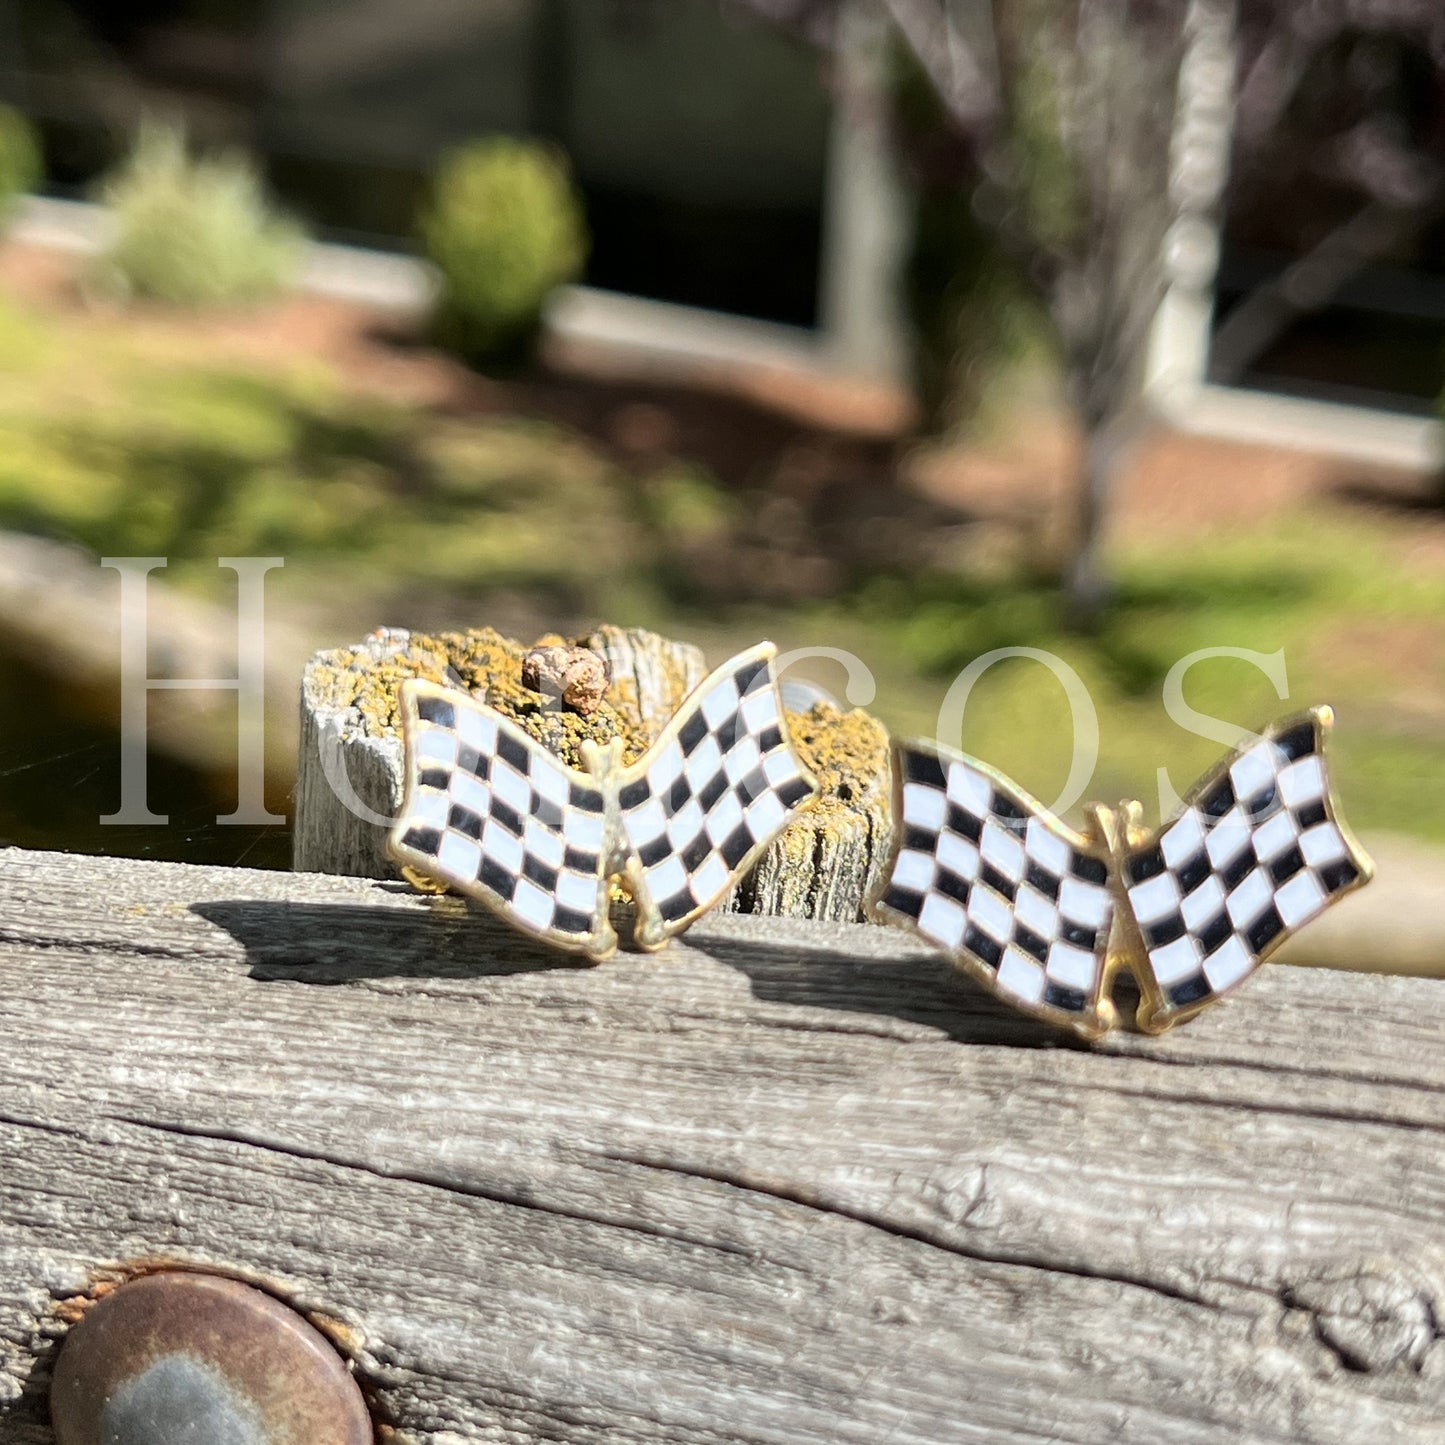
1062, 412, 1129, 631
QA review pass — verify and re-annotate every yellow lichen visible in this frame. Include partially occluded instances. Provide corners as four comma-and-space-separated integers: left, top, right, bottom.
311, 628, 891, 804
784, 702, 891, 820
602, 673, 644, 733
312, 626, 653, 768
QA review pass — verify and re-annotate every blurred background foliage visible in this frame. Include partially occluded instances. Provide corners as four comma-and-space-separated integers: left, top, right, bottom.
0, 104, 40, 218
0, 0, 1441, 867
91, 118, 306, 306
420, 136, 588, 367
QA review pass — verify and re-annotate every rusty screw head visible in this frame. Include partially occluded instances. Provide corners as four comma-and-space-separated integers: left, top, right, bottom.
50, 1272, 372, 1445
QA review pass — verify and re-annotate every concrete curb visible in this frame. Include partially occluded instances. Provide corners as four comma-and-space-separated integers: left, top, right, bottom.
9, 195, 832, 380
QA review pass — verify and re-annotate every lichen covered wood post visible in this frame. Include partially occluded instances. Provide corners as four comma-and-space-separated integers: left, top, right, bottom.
294, 623, 892, 921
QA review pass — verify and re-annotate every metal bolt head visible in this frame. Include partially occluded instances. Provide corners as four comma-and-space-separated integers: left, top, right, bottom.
50, 1272, 372, 1445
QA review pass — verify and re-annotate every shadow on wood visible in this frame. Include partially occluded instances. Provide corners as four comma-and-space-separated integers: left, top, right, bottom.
195, 896, 1074, 1050
692, 930, 1080, 1051
192, 899, 589, 984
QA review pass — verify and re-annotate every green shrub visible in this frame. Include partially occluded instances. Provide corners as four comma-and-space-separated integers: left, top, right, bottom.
0, 107, 41, 222
94, 119, 305, 308
420, 137, 587, 367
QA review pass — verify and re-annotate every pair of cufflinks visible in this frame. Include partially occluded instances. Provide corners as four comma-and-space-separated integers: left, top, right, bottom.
388, 642, 1372, 1039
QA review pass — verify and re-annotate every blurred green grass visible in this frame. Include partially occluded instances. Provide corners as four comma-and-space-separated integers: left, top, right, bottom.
0, 292, 1440, 844
820, 521, 1445, 842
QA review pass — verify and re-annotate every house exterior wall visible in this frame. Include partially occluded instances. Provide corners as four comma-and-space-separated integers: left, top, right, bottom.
0, 0, 852, 330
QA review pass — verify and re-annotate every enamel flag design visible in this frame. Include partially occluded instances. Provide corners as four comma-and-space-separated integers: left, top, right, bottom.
388, 642, 819, 959
870, 708, 1373, 1037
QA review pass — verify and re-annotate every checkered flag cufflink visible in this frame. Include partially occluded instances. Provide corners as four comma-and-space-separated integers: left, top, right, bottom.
387, 642, 819, 960
869, 707, 1373, 1038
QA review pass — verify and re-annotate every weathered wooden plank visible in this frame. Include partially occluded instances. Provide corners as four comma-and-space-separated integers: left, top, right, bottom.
1, 846, 1444, 1443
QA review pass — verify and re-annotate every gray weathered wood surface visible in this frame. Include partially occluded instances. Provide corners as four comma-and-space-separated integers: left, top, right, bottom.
2, 846, 1444, 1443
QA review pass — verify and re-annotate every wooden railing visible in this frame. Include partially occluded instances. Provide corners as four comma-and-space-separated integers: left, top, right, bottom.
1, 846, 1442, 1442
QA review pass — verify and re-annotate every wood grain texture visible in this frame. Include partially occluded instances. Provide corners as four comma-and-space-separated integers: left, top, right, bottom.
293, 626, 421, 879
2, 847, 1444, 1443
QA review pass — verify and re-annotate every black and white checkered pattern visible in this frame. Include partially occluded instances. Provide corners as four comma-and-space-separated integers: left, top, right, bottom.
618, 650, 816, 926
1124, 714, 1362, 1017
876, 746, 1115, 1020
391, 687, 608, 945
